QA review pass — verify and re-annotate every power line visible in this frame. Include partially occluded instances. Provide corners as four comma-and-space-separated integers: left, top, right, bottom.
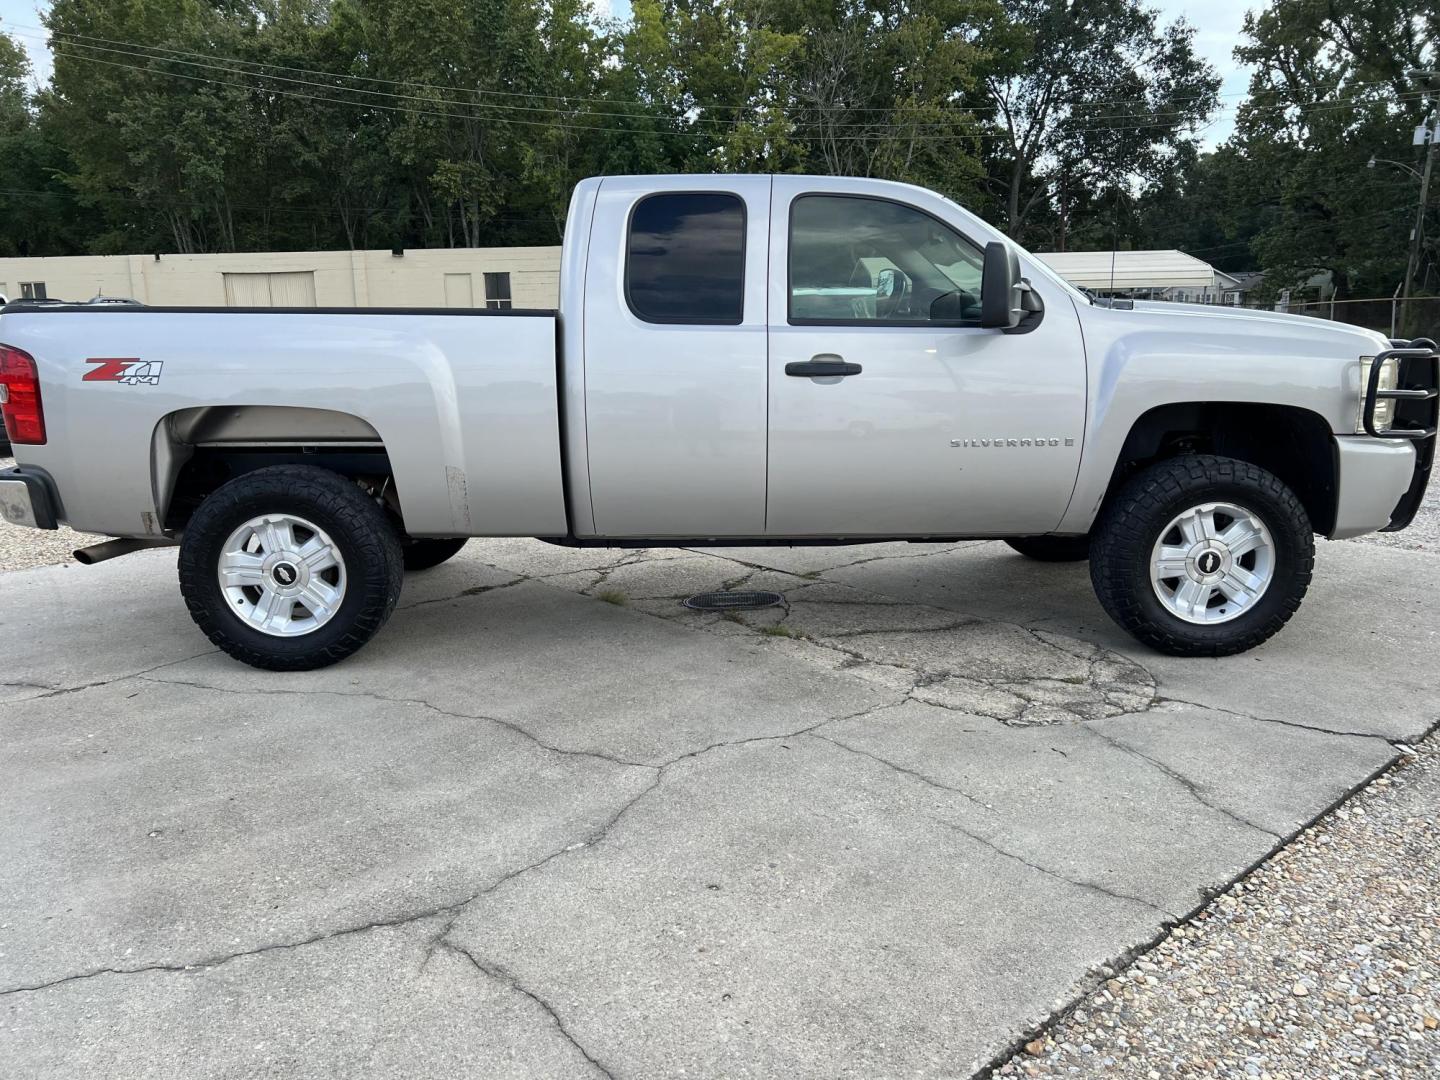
15, 22, 1253, 114
22, 24, 1431, 132
46, 45, 1265, 143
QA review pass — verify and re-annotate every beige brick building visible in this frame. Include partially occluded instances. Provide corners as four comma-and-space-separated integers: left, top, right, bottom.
0, 246, 564, 309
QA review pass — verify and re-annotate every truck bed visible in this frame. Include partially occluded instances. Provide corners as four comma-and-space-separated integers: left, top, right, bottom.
0, 305, 569, 539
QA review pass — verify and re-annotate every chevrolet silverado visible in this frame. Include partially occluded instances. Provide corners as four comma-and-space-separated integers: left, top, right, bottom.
0, 174, 1435, 669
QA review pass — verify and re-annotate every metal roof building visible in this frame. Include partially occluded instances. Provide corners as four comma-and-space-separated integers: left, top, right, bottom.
1033, 249, 1224, 292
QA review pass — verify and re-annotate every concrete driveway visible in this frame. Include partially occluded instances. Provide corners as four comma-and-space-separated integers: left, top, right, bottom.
2, 527, 1436, 1078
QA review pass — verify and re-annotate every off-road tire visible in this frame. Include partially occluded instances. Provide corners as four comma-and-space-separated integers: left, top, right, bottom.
1089, 454, 1313, 656
178, 465, 404, 670
402, 537, 468, 572
1005, 534, 1091, 561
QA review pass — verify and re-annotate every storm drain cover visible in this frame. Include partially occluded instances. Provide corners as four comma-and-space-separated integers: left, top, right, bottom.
683, 591, 785, 611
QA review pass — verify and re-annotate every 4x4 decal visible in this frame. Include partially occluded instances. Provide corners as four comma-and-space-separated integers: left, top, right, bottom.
83, 358, 164, 386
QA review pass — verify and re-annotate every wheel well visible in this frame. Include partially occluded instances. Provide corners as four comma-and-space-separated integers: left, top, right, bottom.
156, 406, 400, 532
1110, 403, 1337, 535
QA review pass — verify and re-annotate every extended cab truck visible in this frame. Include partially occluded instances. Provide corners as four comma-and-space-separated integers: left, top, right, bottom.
0, 175, 1436, 670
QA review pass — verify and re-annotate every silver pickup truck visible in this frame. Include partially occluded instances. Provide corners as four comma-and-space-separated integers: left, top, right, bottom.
1, 175, 1435, 670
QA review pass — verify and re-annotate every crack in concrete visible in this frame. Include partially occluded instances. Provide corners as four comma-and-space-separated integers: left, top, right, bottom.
762, 620, 1153, 729
1081, 725, 1283, 839
439, 940, 617, 1079
566, 553, 1160, 730
0, 649, 221, 708
803, 726, 1188, 918
809, 731, 994, 811
1153, 695, 1403, 743
136, 674, 657, 770
930, 815, 1175, 919
968, 716, 1440, 1080
0, 908, 464, 998
9, 541, 1427, 1072
466, 547, 1159, 734
0, 694, 897, 999
398, 576, 527, 610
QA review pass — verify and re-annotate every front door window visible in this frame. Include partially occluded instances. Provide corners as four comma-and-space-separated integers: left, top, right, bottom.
788, 195, 985, 326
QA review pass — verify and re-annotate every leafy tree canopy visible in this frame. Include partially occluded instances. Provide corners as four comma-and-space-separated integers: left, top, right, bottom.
0, 0, 1428, 321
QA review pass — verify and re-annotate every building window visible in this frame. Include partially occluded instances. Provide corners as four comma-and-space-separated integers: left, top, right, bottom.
625, 192, 745, 324
483, 272, 512, 310
788, 195, 984, 325
20, 282, 46, 300
222, 271, 316, 307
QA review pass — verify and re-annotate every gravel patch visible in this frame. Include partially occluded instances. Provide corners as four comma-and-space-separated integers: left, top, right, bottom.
995, 732, 1440, 1079
0, 456, 109, 571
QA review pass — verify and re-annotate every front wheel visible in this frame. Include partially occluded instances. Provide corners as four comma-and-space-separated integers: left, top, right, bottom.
178, 465, 404, 670
1089, 455, 1314, 656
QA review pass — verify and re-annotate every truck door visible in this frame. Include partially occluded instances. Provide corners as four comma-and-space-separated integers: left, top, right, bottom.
581, 176, 771, 537
765, 176, 1087, 537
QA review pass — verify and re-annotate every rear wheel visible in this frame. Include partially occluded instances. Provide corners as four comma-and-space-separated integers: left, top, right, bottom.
402, 537, 468, 571
178, 465, 404, 670
1005, 534, 1091, 562
1089, 454, 1313, 656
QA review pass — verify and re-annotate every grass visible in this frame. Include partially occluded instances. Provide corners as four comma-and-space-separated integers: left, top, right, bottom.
595, 589, 629, 607
760, 624, 803, 639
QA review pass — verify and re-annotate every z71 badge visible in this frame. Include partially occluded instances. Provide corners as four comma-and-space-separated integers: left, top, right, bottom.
83, 358, 164, 386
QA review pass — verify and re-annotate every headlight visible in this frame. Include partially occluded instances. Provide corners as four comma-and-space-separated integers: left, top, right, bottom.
1358, 356, 1400, 432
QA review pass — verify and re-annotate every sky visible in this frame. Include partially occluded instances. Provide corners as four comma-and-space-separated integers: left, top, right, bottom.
0, 0, 1256, 146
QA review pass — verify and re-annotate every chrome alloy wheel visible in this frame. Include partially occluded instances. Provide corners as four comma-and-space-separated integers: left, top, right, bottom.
217, 514, 347, 637
1149, 501, 1274, 625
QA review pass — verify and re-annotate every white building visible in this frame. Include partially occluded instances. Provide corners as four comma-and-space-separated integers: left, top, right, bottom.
1033, 249, 1249, 305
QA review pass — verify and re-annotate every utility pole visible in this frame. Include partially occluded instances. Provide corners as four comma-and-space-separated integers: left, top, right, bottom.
1402, 70, 1439, 304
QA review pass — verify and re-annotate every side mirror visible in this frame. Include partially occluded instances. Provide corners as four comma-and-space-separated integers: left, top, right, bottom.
980, 241, 1024, 329
875, 266, 910, 318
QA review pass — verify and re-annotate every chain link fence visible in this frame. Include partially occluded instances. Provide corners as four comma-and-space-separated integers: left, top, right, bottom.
1238, 297, 1440, 342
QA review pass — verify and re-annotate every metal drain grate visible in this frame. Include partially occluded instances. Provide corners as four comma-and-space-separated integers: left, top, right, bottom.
683, 590, 785, 611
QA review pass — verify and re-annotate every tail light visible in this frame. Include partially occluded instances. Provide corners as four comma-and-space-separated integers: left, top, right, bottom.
0, 343, 45, 445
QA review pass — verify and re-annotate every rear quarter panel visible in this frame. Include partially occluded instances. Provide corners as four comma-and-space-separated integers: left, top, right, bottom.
0, 308, 565, 538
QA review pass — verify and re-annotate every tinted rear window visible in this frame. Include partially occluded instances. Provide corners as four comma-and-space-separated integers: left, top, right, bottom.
626, 193, 745, 324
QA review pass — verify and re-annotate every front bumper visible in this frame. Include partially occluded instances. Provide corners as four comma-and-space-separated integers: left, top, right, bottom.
0, 467, 58, 530
1364, 337, 1438, 533
1331, 438, 1417, 539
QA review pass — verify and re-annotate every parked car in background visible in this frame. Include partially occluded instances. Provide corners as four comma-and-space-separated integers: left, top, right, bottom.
0, 175, 1435, 670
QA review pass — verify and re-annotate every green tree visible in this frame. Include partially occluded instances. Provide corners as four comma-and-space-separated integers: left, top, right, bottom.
981, 0, 1219, 247
0, 27, 102, 257
621, 0, 995, 199
1225, 0, 1437, 309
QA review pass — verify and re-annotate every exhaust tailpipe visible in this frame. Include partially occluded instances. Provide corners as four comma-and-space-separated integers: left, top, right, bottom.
74, 538, 174, 565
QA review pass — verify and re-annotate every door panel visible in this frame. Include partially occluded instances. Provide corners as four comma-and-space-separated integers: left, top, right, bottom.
582, 176, 772, 537
765, 177, 1087, 537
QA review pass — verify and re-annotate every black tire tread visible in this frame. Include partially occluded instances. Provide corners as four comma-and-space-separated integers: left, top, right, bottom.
403, 537, 469, 572
1005, 534, 1091, 562
1089, 454, 1314, 657
178, 465, 403, 670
